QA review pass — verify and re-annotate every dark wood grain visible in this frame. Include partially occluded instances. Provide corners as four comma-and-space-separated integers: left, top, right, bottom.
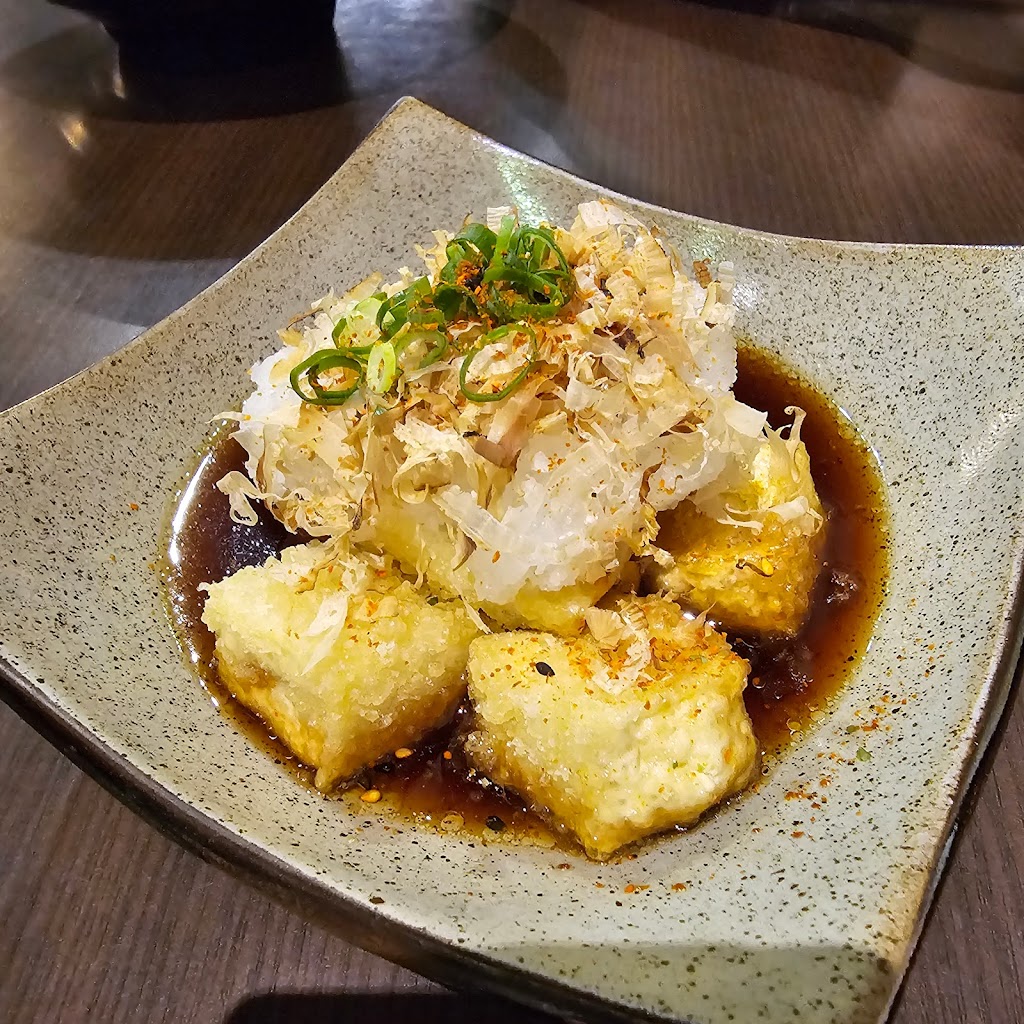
1, 1, 1023, 1021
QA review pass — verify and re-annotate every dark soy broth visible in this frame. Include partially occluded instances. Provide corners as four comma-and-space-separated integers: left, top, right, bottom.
162, 345, 888, 848
730, 346, 888, 750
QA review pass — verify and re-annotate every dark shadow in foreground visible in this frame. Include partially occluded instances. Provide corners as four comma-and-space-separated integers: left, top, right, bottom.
224, 942, 894, 1024
226, 992, 557, 1024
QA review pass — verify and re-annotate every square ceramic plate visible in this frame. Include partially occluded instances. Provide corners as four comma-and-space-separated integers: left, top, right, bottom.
1, 98, 1022, 1024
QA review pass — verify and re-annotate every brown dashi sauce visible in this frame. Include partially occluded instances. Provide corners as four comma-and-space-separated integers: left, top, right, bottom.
162, 345, 888, 849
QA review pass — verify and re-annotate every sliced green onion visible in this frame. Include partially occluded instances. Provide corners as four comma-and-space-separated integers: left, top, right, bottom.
406, 306, 444, 329
418, 332, 449, 368
455, 222, 497, 262
295, 216, 571, 406
494, 214, 516, 261
517, 226, 569, 272
332, 325, 375, 359
290, 350, 363, 405
433, 282, 479, 322
439, 242, 480, 285
332, 294, 385, 355
377, 277, 433, 340
365, 341, 398, 393
504, 279, 570, 320
439, 223, 498, 285
459, 323, 536, 404
389, 325, 449, 370
467, 216, 575, 324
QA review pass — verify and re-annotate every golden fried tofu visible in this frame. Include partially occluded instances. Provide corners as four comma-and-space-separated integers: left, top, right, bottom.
370, 490, 610, 635
485, 580, 608, 637
463, 597, 757, 859
649, 415, 825, 636
201, 542, 478, 790
651, 502, 824, 636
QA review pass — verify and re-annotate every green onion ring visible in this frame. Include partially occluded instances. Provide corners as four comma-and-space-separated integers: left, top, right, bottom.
330, 316, 348, 344
376, 277, 433, 339
418, 332, 449, 368
454, 222, 497, 261
459, 323, 537, 404
390, 326, 449, 369
494, 215, 516, 260
289, 350, 363, 405
365, 341, 398, 393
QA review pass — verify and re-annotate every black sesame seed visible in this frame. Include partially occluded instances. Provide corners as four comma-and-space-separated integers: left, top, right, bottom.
535, 661, 555, 677
485, 815, 506, 832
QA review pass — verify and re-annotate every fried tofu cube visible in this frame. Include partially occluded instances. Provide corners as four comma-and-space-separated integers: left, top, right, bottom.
201, 542, 478, 790
370, 489, 610, 635
649, 415, 826, 636
482, 576, 610, 637
650, 501, 824, 636
463, 597, 757, 858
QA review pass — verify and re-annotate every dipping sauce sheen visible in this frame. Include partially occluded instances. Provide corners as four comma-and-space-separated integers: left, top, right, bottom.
162, 345, 889, 849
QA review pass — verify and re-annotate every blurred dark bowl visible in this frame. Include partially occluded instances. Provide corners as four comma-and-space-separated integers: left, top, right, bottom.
50, 0, 339, 73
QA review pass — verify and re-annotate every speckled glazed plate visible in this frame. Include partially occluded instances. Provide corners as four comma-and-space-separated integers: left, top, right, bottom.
1, 98, 1023, 1024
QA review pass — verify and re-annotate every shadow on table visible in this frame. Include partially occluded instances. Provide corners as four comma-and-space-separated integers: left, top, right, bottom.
226, 993, 557, 1024
222, 943, 893, 1024
0, 0, 567, 274
0, 0, 515, 121
688, 0, 1024, 93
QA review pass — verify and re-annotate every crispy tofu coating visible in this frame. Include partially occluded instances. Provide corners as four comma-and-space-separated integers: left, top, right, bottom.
201, 542, 478, 791
649, 418, 826, 636
371, 489, 611, 636
652, 502, 824, 636
464, 597, 757, 858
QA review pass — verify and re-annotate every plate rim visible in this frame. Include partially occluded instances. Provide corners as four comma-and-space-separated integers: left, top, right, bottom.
2, 94, 1023, 1024
1, 94, 1021, 429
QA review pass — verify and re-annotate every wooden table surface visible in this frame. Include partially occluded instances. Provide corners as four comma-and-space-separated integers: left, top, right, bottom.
2, 1, 1023, 1021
